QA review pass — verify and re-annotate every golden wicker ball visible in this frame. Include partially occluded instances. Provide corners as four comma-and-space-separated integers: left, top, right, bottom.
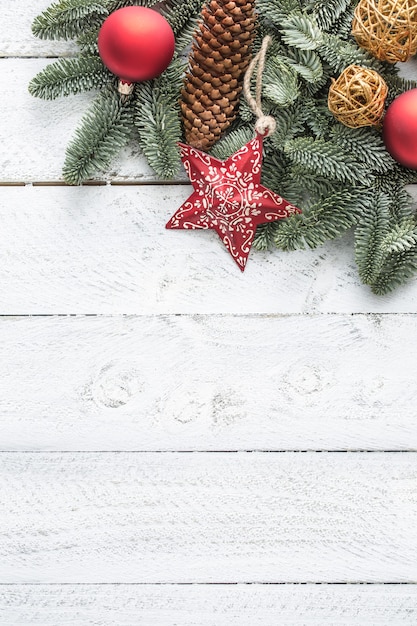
328, 65, 388, 128
352, 0, 417, 63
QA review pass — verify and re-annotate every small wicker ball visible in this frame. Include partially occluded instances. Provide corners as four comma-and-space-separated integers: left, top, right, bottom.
328, 65, 388, 128
352, 0, 417, 63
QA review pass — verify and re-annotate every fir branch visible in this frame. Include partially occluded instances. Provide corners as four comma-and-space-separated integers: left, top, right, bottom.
371, 247, 417, 295
63, 86, 133, 184
280, 13, 323, 50
375, 164, 417, 196
283, 137, 372, 185
302, 95, 334, 137
312, 0, 351, 32
210, 127, 254, 160
256, 0, 302, 26
134, 58, 184, 179
354, 191, 391, 284
105, 0, 162, 10
332, 6, 356, 39
274, 189, 363, 250
330, 125, 397, 174
262, 151, 302, 204
162, 0, 204, 51
384, 74, 417, 104
318, 33, 383, 73
289, 165, 344, 202
32, 0, 108, 41
381, 218, 417, 256
77, 26, 100, 56
286, 49, 324, 84
29, 57, 111, 100
253, 222, 278, 251
263, 57, 300, 106
387, 188, 416, 223
269, 102, 305, 148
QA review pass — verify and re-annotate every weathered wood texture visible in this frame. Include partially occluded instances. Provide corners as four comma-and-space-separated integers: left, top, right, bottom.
2, 1, 417, 618
1, 1, 76, 57
0, 60, 157, 183
1, 584, 417, 625
1, 453, 417, 583
1, 186, 417, 314
1, 57, 416, 183
1, 315, 416, 451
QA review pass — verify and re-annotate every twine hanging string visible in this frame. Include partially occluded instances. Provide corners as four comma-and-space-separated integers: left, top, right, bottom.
243, 35, 276, 137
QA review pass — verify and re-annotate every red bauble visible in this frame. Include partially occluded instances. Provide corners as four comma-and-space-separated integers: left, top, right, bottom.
98, 7, 175, 83
383, 89, 417, 170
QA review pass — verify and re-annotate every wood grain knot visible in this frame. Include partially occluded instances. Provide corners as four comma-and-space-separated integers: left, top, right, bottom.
282, 363, 332, 400
92, 362, 144, 409
159, 383, 215, 425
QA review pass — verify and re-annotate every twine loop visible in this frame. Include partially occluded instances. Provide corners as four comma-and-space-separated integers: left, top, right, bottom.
243, 35, 276, 137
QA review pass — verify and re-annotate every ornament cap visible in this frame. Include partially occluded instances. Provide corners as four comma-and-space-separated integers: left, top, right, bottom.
118, 80, 134, 97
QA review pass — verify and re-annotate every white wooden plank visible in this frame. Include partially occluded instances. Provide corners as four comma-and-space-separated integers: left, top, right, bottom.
1, 186, 417, 314
0, 59, 158, 183
1, 57, 416, 182
1, 584, 417, 625
1, 0, 77, 57
1, 315, 417, 451
1, 452, 417, 582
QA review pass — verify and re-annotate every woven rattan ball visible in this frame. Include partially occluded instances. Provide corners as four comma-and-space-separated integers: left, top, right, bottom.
352, 0, 417, 63
328, 65, 388, 128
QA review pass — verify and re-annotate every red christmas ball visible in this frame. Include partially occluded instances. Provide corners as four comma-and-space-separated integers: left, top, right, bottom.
98, 7, 175, 83
383, 89, 417, 170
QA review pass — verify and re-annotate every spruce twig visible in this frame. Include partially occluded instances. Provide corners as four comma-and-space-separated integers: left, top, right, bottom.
29, 57, 111, 100
134, 57, 184, 179
63, 86, 133, 184
32, 0, 108, 40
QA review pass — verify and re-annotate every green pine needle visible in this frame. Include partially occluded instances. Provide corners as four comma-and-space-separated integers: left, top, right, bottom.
371, 247, 417, 295
134, 58, 184, 179
29, 57, 111, 100
330, 126, 397, 174
274, 190, 364, 250
283, 137, 372, 185
105, 0, 162, 11
280, 14, 323, 50
63, 87, 133, 184
32, 0, 108, 40
354, 192, 391, 284
264, 57, 300, 106
313, 0, 351, 32
162, 0, 204, 51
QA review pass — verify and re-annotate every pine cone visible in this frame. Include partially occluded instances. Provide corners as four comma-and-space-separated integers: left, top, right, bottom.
181, 0, 257, 151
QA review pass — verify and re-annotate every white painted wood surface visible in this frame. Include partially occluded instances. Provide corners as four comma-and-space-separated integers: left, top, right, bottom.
1, 1, 417, 621
1, 186, 417, 314
0, 59, 157, 183
1, 584, 417, 625
1, 0, 76, 57
2, 453, 417, 583
1, 315, 416, 451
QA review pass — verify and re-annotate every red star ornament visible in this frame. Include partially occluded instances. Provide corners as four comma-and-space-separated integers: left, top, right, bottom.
166, 132, 301, 271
